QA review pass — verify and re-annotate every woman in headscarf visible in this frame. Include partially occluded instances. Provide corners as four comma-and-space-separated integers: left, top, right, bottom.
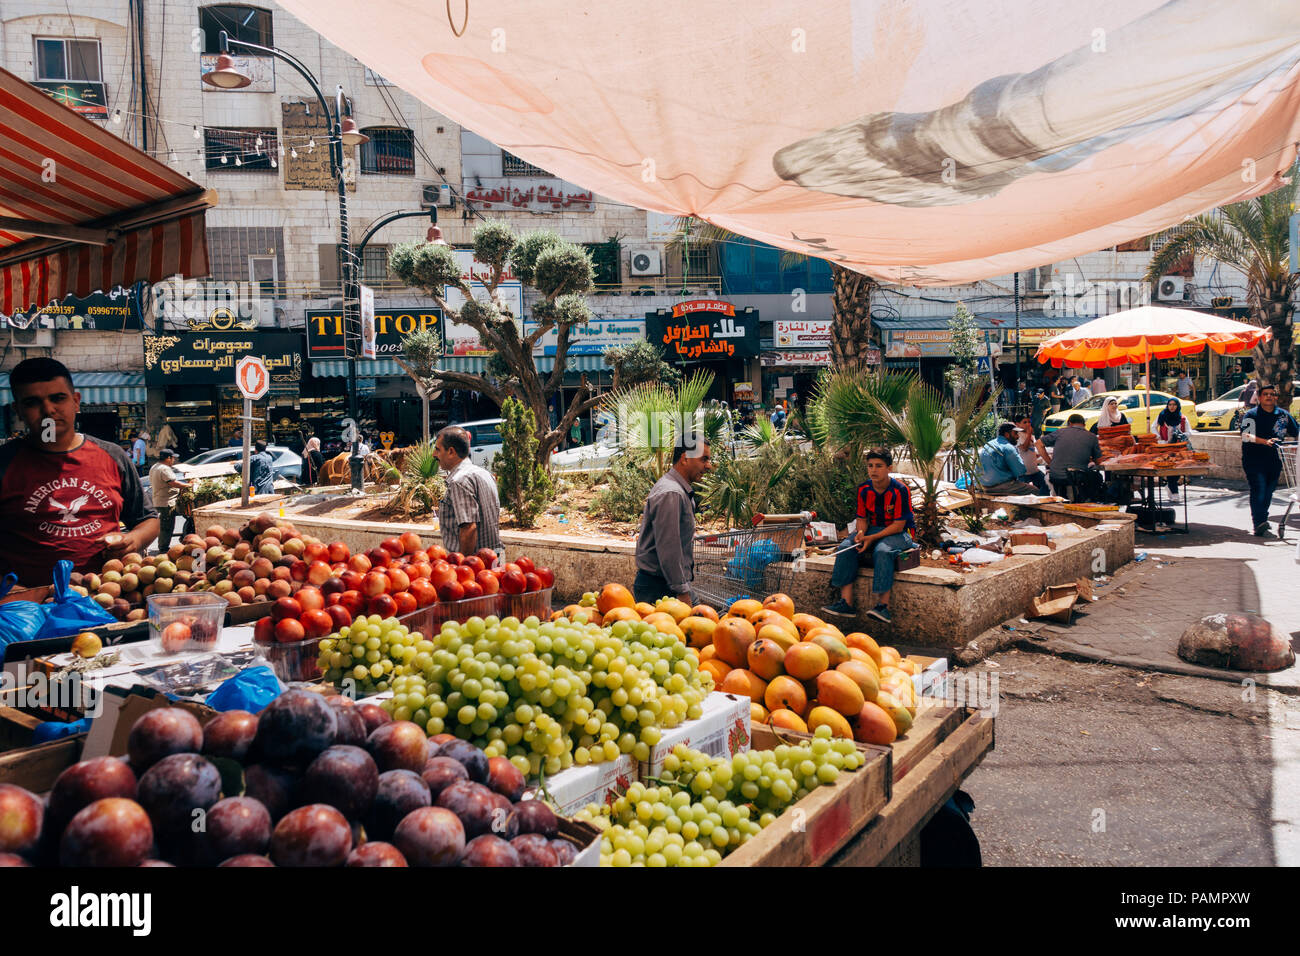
1089, 396, 1129, 433
303, 436, 324, 486
1156, 398, 1192, 493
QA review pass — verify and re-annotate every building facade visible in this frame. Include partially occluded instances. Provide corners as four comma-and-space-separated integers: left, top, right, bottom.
0, 1, 1266, 454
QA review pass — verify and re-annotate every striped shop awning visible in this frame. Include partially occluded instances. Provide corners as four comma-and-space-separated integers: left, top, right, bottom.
311, 356, 488, 377
0, 68, 212, 315
0, 370, 146, 406
535, 354, 609, 374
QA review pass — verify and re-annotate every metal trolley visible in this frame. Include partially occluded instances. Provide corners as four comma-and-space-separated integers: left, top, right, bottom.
691, 512, 814, 612
1276, 442, 1298, 541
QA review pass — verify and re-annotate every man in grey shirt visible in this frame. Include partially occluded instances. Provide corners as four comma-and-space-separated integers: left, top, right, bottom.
433, 425, 501, 556
1041, 414, 1104, 493
634, 440, 713, 604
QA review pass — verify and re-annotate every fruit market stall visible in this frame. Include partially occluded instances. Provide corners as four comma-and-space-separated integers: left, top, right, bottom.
0, 513, 992, 867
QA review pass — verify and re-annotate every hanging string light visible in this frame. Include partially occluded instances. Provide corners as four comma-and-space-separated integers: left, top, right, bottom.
112, 109, 122, 124
221, 154, 229, 164
193, 125, 201, 139
234, 155, 242, 166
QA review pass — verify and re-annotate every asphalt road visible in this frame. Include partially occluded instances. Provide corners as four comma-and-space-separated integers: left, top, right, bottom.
961, 649, 1289, 866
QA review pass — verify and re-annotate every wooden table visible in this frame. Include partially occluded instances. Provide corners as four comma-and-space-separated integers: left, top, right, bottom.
1101, 463, 1212, 534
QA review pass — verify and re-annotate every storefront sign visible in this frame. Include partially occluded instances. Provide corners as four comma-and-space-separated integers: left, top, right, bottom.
143, 332, 304, 386
733, 382, 754, 400
462, 181, 594, 213
33, 80, 108, 118
774, 319, 832, 348
3, 287, 143, 331
305, 307, 442, 358
524, 318, 645, 356
884, 329, 1001, 358
761, 350, 831, 367
1006, 327, 1070, 346
648, 306, 758, 362
671, 299, 734, 319
438, 251, 525, 357
281, 102, 356, 192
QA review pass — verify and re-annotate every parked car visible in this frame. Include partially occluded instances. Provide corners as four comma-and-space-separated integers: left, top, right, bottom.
1039, 389, 1200, 436
175, 445, 303, 481
450, 419, 503, 468
551, 424, 621, 472
1195, 380, 1300, 431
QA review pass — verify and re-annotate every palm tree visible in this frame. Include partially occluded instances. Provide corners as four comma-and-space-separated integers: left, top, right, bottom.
600, 369, 729, 475
811, 370, 997, 545
1144, 169, 1297, 404
670, 219, 879, 371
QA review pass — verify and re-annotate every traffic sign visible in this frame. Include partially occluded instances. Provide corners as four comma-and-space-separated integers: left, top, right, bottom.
235, 356, 269, 400
976, 356, 991, 372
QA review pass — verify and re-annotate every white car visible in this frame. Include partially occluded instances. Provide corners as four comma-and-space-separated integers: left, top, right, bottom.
551, 425, 621, 472
451, 419, 503, 468
175, 445, 303, 481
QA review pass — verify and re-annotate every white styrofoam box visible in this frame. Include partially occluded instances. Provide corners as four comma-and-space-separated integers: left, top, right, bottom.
638, 691, 752, 779
525, 754, 636, 818
911, 656, 950, 708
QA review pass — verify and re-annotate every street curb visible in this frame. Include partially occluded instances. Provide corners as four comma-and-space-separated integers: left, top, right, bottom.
1012, 636, 1300, 694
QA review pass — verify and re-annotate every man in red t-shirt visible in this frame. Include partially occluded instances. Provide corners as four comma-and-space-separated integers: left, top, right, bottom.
0, 358, 158, 586
821, 447, 916, 625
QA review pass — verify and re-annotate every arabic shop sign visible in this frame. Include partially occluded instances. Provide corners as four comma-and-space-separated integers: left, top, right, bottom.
462, 180, 594, 213
3, 287, 144, 331
774, 319, 831, 348
883, 329, 1001, 359
524, 317, 645, 356
33, 80, 108, 118
143, 332, 304, 386
761, 349, 831, 367
306, 307, 442, 358
647, 303, 759, 363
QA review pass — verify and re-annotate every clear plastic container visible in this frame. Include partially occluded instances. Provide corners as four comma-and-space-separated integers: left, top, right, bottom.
147, 592, 227, 655
262, 636, 324, 683
499, 587, 553, 622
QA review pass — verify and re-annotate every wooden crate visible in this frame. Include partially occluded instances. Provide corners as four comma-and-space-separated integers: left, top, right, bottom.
831, 708, 995, 867
719, 725, 891, 867
0, 735, 85, 790
0, 706, 44, 753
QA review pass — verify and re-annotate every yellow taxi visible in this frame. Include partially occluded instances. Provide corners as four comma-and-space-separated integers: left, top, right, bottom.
1040, 389, 1200, 436
1195, 381, 1300, 431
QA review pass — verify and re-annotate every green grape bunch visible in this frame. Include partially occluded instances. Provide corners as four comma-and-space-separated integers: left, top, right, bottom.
319, 613, 713, 782
574, 729, 865, 866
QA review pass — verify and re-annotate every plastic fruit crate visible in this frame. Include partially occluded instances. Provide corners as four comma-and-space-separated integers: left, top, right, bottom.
147, 592, 227, 655
261, 635, 324, 683
499, 587, 553, 621
400, 594, 502, 637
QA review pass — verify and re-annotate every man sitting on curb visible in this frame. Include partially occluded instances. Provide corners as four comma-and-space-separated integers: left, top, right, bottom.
977, 422, 1037, 495
822, 447, 915, 625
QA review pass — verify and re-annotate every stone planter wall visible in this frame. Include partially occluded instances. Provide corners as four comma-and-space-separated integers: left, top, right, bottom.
1189, 432, 1246, 482
198, 497, 1134, 653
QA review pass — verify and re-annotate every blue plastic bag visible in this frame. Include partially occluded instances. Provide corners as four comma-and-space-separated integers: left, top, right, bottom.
33, 560, 115, 640
205, 665, 284, 713
31, 717, 92, 744
0, 573, 51, 649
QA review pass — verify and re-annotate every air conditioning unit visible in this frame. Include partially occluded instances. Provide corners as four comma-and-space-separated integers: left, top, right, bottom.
11, 327, 54, 348
1155, 275, 1192, 301
420, 184, 454, 208
629, 249, 662, 277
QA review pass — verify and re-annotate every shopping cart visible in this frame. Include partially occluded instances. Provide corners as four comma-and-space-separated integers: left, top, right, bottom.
691, 512, 813, 612
1275, 441, 1298, 541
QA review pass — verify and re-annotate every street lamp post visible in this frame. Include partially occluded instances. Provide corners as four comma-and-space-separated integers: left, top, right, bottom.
1013, 270, 1022, 405
204, 33, 370, 493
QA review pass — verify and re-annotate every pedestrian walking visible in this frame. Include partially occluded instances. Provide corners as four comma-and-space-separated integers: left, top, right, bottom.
248, 440, 276, 497
1090, 370, 1107, 395
1070, 379, 1091, 408
303, 436, 325, 485
131, 430, 150, 477
1175, 369, 1196, 404
432, 426, 501, 556
821, 447, 916, 625
633, 439, 713, 604
1049, 378, 1064, 414
149, 449, 192, 554
1031, 388, 1050, 432
1240, 384, 1299, 537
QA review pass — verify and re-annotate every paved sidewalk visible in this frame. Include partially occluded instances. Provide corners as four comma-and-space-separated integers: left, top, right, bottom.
1020, 484, 1299, 690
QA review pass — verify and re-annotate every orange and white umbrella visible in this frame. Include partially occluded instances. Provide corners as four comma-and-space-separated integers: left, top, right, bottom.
1035, 305, 1270, 427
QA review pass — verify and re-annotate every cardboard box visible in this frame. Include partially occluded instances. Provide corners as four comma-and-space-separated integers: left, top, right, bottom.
556, 816, 603, 867
638, 691, 751, 779
528, 754, 636, 818
910, 655, 949, 708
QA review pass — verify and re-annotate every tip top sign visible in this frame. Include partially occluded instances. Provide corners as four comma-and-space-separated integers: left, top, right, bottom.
235, 356, 270, 400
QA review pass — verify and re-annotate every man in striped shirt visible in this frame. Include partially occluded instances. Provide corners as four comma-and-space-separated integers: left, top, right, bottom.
433, 425, 502, 557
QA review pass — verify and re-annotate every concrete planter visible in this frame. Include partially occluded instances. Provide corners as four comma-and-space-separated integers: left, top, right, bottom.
1187, 432, 1246, 482
197, 498, 1133, 653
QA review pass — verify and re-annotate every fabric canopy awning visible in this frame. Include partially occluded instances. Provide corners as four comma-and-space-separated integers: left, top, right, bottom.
0, 370, 146, 406
311, 357, 488, 377
0, 68, 213, 314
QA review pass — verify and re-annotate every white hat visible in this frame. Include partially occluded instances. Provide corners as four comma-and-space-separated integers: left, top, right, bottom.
139, 431, 150, 440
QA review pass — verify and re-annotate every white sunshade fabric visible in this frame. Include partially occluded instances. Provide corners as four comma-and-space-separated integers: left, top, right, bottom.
278, 0, 1300, 285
